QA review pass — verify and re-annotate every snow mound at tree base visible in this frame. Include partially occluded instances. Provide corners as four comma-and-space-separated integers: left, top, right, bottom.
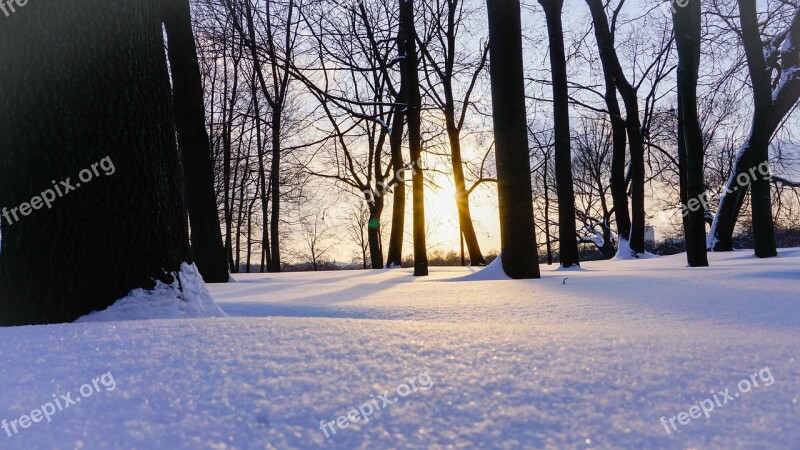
76, 263, 228, 323
613, 238, 659, 260
456, 254, 511, 281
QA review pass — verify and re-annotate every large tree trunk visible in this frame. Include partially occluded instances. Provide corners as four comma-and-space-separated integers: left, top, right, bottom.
737, 0, 777, 258
539, 0, 580, 268
400, 0, 428, 277
163, 0, 230, 282
674, 0, 709, 267
486, 0, 541, 279
0, 0, 192, 326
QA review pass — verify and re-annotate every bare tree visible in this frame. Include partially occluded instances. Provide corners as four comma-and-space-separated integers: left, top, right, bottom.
296, 211, 337, 271
345, 204, 372, 269
584, 0, 672, 257
418, 0, 489, 266
224, 0, 299, 271
708, 2, 800, 255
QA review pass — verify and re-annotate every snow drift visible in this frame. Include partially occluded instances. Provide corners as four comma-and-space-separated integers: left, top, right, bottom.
76, 263, 227, 323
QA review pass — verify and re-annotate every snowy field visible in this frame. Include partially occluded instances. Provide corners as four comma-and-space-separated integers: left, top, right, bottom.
1, 250, 799, 449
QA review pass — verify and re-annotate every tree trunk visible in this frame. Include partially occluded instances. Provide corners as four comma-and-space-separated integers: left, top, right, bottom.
543, 153, 554, 265
447, 126, 487, 266
222, 52, 240, 271
368, 199, 385, 269
0, 0, 191, 325
385, 45, 408, 269
269, 113, 283, 271
707, 152, 749, 251
540, 0, 580, 268
252, 66, 271, 273
606, 87, 630, 245
162, 0, 229, 283
674, 0, 709, 267
400, 0, 428, 277
737, 0, 777, 258
627, 120, 647, 255
245, 197, 255, 273
486, 0, 541, 279
437, 4, 487, 267
385, 125, 406, 268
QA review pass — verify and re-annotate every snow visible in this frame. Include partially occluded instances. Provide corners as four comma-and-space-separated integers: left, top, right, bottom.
613, 238, 658, 260
1, 250, 799, 449
454, 254, 509, 281
76, 263, 227, 323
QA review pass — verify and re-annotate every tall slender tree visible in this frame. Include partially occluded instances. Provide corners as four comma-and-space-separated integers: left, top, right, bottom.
418, 0, 489, 266
539, 0, 580, 268
385, 2, 409, 270
585, 0, 647, 257
486, 0, 540, 279
590, 2, 630, 248
0, 0, 192, 325
400, 0, 429, 276
163, 0, 230, 282
673, 0, 709, 267
385, 93, 408, 268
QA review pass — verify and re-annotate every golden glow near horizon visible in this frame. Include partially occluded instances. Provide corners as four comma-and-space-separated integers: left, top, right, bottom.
416, 171, 502, 258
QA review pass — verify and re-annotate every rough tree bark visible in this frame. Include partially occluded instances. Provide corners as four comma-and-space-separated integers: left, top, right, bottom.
486, 0, 541, 279
163, 0, 230, 282
0, 0, 192, 325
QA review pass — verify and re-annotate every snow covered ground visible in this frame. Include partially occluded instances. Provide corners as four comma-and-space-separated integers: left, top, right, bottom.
0, 250, 798, 449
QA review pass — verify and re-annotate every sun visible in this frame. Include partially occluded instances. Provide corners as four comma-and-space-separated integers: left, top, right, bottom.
427, 179, 459, 218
